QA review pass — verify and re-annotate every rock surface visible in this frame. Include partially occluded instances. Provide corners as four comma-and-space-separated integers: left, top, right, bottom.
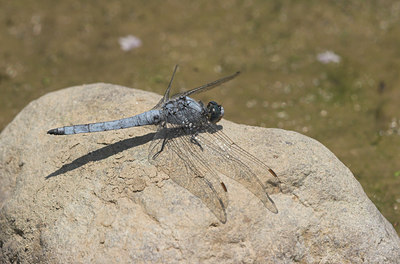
1, 83, 399, 263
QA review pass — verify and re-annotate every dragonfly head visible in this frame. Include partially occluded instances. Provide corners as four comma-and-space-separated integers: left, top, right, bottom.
207, 101, 224, 123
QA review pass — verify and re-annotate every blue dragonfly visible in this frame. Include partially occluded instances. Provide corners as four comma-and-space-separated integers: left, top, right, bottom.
48, 66, 279, 223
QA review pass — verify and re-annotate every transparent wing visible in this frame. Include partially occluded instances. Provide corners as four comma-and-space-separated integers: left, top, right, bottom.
148, 124, 229, 223
152, 67, 239, 110
148, 95, 279, 222
172, 71, 240, 99
191, 123, 280, 213
152, 65, 179, 110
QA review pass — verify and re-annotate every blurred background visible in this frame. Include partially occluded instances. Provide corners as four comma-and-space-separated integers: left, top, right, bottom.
0, 1, 399, 234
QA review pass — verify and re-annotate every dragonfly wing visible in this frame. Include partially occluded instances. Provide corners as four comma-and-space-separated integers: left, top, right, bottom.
148, 125, 229, 223
152, 65, 179, 110
171, 71, 240, 99
193, 123, 280, 214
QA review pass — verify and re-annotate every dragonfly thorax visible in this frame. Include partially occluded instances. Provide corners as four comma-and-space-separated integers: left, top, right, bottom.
163, 96, 208, 127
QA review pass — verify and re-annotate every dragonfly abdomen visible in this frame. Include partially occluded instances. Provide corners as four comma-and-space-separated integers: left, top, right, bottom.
47, 109, 161, 135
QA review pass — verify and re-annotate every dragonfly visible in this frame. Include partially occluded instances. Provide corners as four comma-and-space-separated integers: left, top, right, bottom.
48, 65, 280, 223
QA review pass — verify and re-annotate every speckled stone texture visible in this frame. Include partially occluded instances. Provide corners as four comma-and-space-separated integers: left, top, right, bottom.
1, 83, 399, 263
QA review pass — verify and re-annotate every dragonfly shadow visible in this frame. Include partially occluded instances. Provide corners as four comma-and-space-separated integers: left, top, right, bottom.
45, 124, 223, 180
45, 132, 156, 179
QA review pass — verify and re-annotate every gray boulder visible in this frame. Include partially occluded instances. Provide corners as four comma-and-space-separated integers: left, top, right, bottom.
1, 83, 399, 263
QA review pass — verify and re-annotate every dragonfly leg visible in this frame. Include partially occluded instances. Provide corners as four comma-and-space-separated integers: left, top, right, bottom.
152, 137, 168, 160
190, 133, 204, 151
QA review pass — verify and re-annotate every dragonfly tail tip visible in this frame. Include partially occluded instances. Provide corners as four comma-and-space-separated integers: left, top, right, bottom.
47, 128, 64, 135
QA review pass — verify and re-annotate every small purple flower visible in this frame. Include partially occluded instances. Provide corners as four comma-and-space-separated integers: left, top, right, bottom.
119, 35, 142, 51
317, 51, 341, 64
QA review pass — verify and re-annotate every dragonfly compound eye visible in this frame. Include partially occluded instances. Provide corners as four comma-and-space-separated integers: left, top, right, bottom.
207, 101, 224, 123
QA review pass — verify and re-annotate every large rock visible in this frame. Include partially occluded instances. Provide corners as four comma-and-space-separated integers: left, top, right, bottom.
1, 83, 399, 263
